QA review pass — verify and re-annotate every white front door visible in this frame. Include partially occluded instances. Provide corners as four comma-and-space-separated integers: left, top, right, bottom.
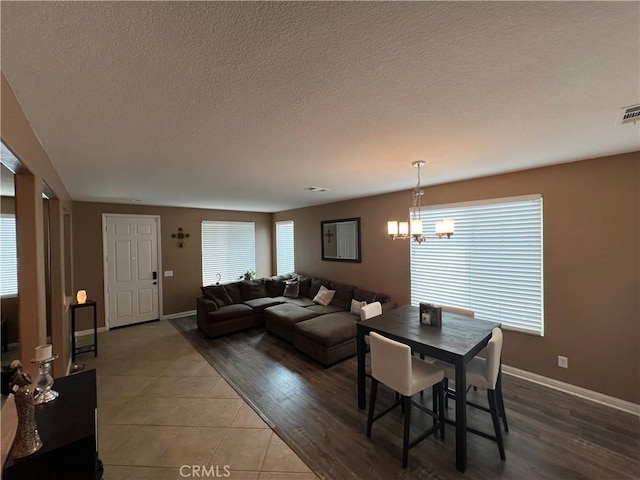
104, 215, 160, 328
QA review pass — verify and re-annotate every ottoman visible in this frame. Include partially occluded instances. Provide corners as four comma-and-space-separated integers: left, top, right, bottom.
293, 312, 358, 366
264, 304, 320, 343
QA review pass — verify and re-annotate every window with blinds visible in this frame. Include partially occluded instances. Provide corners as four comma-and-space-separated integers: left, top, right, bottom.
202, 221, 256, 285
0, 215, 18, 297
276, 220, 295, 275
410, 194, 544, 335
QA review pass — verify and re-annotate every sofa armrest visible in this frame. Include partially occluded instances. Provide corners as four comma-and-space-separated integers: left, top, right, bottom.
381, 301, 398, 313
197, 295, 219, 319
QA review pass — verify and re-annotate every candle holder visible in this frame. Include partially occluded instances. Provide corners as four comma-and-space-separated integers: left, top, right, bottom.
30, 354, 59, 405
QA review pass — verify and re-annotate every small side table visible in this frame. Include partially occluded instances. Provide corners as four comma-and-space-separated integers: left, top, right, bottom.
70, 301, 98, 363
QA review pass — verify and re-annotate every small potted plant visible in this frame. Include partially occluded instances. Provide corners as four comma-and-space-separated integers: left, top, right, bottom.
238, 269, 256, 281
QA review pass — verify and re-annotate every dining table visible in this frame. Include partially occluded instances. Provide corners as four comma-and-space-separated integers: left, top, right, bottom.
356, 304, 501, 472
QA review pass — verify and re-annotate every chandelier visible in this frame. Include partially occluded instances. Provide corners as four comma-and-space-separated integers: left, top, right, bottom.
387, 161, 454, 243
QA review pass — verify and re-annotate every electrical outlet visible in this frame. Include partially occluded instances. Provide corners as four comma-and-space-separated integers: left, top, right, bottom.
558, 356, 568, 368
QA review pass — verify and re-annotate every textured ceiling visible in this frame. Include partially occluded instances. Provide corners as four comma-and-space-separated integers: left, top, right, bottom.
1, 2, 639, 212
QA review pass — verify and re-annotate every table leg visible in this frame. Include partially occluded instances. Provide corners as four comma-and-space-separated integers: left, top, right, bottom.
71, 308, 77, 363
357, 327, 366, 410
92, 303, 98, 357
455, 361, 467, 472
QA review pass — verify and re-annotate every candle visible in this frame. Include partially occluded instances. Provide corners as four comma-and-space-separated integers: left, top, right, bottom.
35, 344, 52, 362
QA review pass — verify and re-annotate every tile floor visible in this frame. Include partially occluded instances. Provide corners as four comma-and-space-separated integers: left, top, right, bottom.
80, 319, 318, 480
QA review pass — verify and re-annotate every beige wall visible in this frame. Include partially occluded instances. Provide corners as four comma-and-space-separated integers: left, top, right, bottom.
274, 152, 640, 404
72, 202, 273, 330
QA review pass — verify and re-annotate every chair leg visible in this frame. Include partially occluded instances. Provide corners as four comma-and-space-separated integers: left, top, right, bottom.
432, 384, 438, 427
366, 379, 379, 438
488, 389, 506, 461
438, 382, 445, 440
443, 377, 449, 409
402, 395, 412, 469
496, 374, 509, 432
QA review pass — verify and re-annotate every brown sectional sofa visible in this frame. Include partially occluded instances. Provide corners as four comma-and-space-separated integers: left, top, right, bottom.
196, 273, 396, 366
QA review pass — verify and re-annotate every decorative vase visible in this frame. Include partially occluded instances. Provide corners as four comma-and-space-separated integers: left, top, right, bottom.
10, 361, 43, 458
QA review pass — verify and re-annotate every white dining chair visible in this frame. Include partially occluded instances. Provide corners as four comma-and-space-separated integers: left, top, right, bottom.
366, 332, 445, 468
435, 327, 507, 460
359, 301, 382, 379
441, 305, 475, 317
360, 301, 382, 322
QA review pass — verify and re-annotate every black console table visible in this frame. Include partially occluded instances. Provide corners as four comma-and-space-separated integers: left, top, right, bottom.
3, 369, 100, 479
70, 300, 98, 362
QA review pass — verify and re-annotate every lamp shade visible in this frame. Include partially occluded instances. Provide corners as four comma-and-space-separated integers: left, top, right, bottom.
398, 222, 409, 236
387, 221, 399, 236
411, 219, 423, 236
436, 219, 455, 236
76, 290, 87, 304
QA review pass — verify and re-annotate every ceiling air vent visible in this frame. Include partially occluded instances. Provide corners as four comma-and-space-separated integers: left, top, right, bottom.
305, 186, 329, 192
617, 104, 640, 125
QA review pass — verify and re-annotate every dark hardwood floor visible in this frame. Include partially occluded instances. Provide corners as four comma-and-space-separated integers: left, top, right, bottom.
170, 316, 639, 480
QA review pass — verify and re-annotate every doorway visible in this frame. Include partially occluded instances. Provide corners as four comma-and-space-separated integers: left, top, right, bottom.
102, 214, 161, 329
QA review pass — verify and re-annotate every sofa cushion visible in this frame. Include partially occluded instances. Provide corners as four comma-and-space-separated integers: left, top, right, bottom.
243, 297, 283, 313
265, 275, 290, 297
328, 282, 355, 310
306, 304, 345, 315
223, 282, 242, 304
208, 304, 253, 322
350, 299, 367, 315
308, 277, 328, 299
313, 285, 336, 306
201, 285, 233, 307
375, 292, 390, 303
353, 288, 377, 304
294, 275, 313, 298
283, 280, 299, 298
294, 313, 358, 347
239, 280, 268, 301
264, 303, 321, 343
274, 296, 316, 308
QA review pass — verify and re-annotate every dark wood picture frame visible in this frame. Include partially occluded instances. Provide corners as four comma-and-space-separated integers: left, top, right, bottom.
321, 217, 361, 263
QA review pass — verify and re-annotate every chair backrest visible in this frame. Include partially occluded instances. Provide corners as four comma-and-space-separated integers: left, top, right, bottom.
483, 327, 503, 389
369, 331, 412, 396
360, 301, 382, 321
441, 305, 475, 317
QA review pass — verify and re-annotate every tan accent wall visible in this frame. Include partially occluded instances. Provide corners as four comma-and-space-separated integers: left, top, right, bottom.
72, 202, 273, 330
274, 153, 640, 404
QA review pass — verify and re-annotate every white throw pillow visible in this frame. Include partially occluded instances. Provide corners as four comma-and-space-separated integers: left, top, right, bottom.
350, 299, 367, 315
313, 285, 336, 306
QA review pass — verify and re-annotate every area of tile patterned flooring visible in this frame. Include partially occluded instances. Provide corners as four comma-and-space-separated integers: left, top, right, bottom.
80, 319, 318, 480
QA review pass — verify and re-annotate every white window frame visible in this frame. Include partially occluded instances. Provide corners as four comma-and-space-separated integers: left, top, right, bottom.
410, 194, 544, 335
0, 214, 18, 297
202, 221, 256, 285
275, 220, 295, 275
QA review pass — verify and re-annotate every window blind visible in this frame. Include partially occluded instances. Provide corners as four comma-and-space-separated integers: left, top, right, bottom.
276, 221, 295, 275
410, 194, 544, 335
0, 215, 18, 297
202, 221, 255, 285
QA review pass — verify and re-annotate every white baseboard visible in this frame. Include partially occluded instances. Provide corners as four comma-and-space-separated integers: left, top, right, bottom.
502, 364, 640, 417
161, 310, 196, 320
74, 327, 108, 338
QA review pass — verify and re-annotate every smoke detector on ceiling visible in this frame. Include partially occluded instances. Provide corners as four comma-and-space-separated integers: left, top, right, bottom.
305, 186, 329, 192
617, 104, 640, 125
